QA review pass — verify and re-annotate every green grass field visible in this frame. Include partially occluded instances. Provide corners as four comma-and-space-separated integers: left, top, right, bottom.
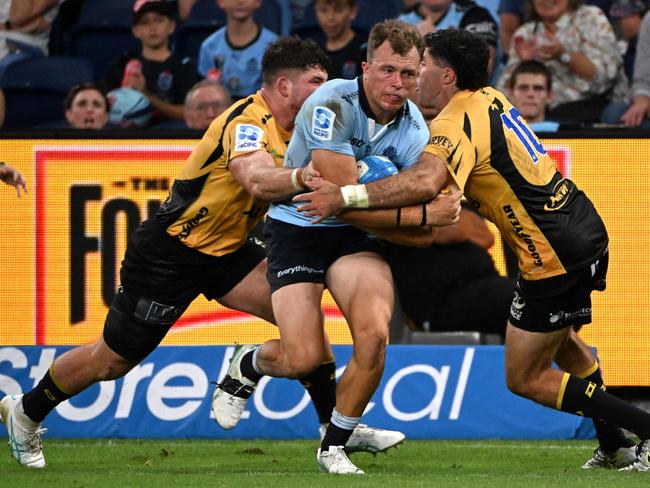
0, 439, 645, 487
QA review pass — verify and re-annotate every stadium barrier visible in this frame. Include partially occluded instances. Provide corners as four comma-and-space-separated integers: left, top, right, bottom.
0, 345, 595, 440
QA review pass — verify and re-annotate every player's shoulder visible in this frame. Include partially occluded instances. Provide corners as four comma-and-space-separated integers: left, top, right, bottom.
308, 78, 359, 104
401, 99, 427, 133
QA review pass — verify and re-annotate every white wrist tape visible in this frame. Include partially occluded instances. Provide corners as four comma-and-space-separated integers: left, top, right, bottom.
341, 184, 369, 208
290, 168, 303, 191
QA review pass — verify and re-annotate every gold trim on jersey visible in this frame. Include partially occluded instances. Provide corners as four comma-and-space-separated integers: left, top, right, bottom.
157, 91, 291, 257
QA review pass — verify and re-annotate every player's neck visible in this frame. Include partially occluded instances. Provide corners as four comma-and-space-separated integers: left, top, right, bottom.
260, 88, 295, 132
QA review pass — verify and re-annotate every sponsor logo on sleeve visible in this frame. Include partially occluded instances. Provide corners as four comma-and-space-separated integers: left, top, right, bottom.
235, 124, 264, 152
312, 106, 336, 141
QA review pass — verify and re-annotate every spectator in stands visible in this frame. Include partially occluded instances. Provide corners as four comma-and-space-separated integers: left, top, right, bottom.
383, 205, 513, 338
399, 0, 499, 78
308, 0, 366, 79
497, 0, 628, 124
498, 0, 525, 56
0, 161, 27, 197
198, 0, 277, 99
103, 0, 201, 125
177, 0, 197, 21
64, 82, 110, 130
601, 9, 650, 126
507, 60, 561, 131
0, 0, 60, 76
607, 0, 649, 77
184, 78, 231, 129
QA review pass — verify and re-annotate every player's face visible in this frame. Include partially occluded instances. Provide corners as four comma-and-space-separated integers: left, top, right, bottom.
314, 2, 357, 39
66, 89, 109, 129
287, 66, 329, 113
363, 41, 420, 119
132, 12, 175, 49
416, 51, 449, 112
509, 73, 552, 123
185, 86, 231, 130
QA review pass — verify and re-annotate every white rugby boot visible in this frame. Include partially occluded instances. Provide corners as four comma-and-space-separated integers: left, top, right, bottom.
319, 423, 406, 454
582, 445, 638, 469
0, 394, 47, 468
211, 345, 259, 430
317, 445, 365, 474
619, 440, 650, 472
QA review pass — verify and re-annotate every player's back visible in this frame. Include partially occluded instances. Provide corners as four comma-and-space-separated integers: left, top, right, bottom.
425, 87, 607, 280
157, 92, 290, 257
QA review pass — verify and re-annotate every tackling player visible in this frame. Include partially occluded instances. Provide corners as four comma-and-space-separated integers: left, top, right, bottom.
0, 37, 404, 469
295, 29, 650, 472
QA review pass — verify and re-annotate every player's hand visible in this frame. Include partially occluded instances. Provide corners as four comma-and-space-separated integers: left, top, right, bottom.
0, 163, 28, 197
293, 180, 344, 223
301, 161, 322, 190
425, 190, 461, 226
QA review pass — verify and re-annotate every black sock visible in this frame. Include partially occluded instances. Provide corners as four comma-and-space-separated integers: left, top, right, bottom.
582, 366, 635, 452
559, 373, 650, 440
299, 360, 336, 424
239, 350, 262, 383
22, 368, 72, 423
321, 423, 354, 451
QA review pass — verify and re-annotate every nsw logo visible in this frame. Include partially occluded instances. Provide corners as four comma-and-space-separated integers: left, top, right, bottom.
235, 124, 264, 152
312, 106, 335, 141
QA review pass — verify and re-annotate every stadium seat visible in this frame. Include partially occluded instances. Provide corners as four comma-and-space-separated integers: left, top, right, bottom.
293, 0, 401, 35
66, 25, 139, 80
77, 0, 133, 26
0, 56, 94, 128
188, 0, 291, 36
174, 20, 224, 62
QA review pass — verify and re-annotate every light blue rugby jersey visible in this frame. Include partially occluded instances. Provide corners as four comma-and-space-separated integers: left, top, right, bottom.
198, 26, 278, 99
268, 77, 429, 227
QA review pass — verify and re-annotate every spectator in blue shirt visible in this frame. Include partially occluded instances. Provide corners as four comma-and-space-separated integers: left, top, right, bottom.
198, 0, 277, 99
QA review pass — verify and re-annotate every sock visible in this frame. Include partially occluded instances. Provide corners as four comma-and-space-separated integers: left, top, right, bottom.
299, 359, 336, 425
321, 409, 360, 451
579, 363, 634, 452
239, 350, 263, 383
558, 373, 650, 440
22, 367, 72, 423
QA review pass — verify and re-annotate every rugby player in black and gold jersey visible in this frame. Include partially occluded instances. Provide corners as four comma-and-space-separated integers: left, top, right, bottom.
295, 29, 650, 471
0, 37, 404, 469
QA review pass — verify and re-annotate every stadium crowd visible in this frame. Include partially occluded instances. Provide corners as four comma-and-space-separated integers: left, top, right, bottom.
0, 0, 647, 130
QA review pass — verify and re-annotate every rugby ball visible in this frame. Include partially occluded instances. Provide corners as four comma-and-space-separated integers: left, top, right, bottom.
107, 87, 152, 128
356, 155, 398, 184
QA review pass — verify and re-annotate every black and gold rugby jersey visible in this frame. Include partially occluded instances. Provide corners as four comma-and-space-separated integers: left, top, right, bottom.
423, 87, 607, 281
156, 91, 291, 257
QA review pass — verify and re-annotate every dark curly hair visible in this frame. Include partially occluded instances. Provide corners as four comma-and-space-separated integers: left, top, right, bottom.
423, 29, 489, 91
261, 36, 330, 85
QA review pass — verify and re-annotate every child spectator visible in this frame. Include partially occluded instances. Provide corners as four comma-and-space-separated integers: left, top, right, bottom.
198, 0, 277, 99
310, 0, 366, 80
103, 0, 201, 124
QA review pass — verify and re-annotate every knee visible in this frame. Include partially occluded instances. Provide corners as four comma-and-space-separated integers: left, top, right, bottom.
505, 369, 535, 399
353, 326, 387, 364
284, 348, 325, 379
89, 342, 136, 381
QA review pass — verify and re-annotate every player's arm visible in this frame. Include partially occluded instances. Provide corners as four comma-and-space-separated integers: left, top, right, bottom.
294, 151, 453, 222
229, 150, 310, 202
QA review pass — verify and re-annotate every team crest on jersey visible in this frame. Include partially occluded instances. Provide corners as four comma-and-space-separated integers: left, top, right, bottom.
235, 124, 264, 152
312, 106, 336, 141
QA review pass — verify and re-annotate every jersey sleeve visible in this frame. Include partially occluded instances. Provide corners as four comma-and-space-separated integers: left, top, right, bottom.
223, 113, 270, 165
295, 87, 356, 157
422, 118, 476, 191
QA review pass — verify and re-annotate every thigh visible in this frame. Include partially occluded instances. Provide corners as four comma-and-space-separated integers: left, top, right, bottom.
217, 258, 275, 324
272, 282, 327, 354
505, 322, 570, 380
326, 252, 394, 338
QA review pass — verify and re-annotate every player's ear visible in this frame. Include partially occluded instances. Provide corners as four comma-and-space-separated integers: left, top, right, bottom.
277, 76, 291, 98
